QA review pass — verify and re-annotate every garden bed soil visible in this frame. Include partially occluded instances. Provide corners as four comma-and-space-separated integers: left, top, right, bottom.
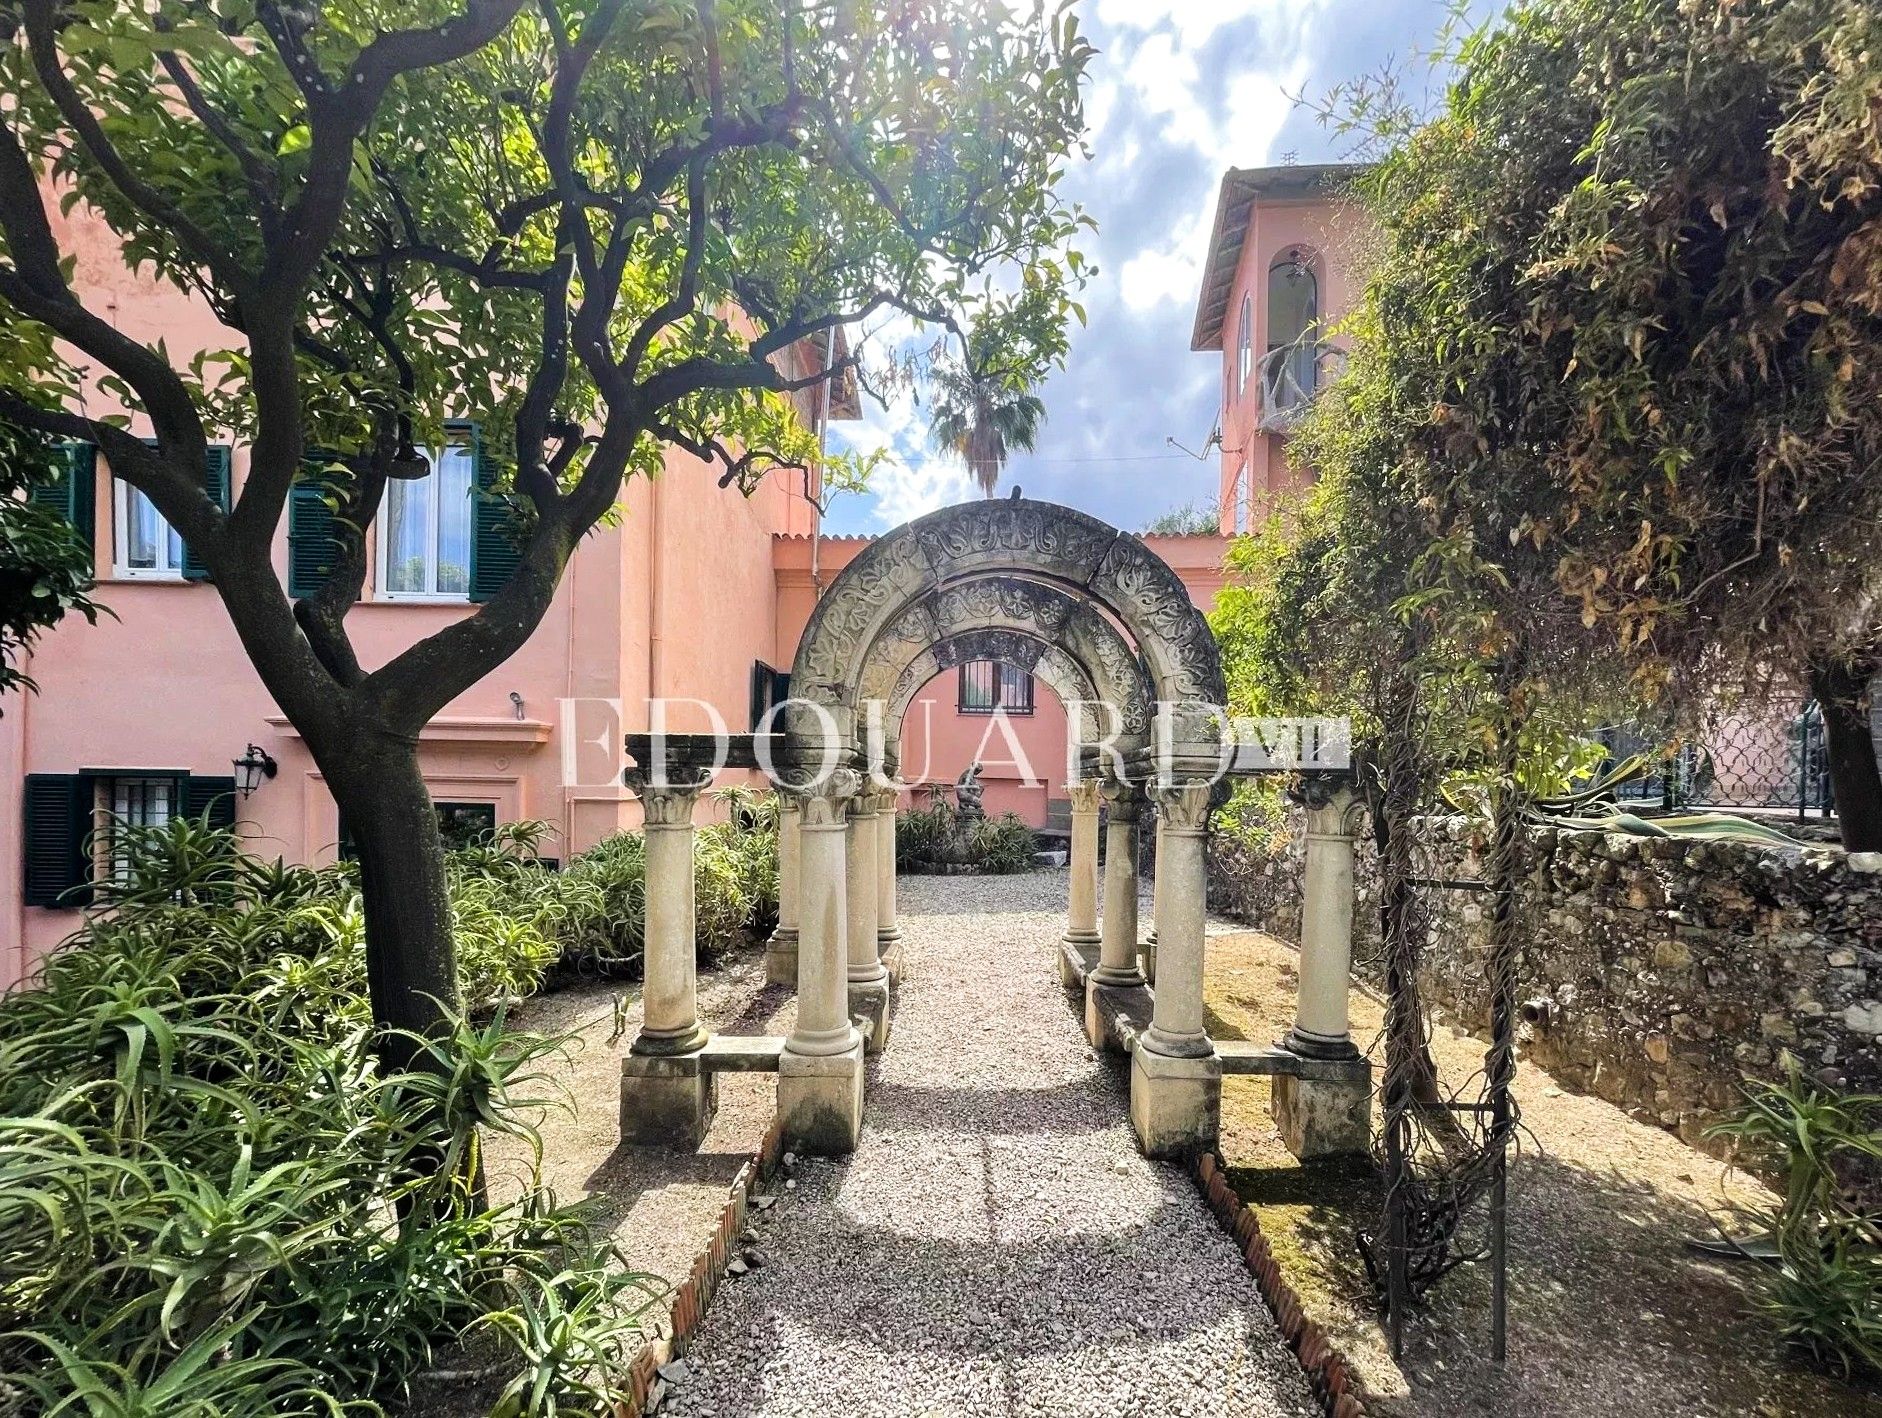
1204, 924, 1882, 1418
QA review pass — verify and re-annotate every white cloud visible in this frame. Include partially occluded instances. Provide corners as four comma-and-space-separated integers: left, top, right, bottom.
860, 457, 979, 528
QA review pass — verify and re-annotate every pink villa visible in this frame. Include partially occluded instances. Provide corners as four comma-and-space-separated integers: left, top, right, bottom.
1191, 164, 1365, 532
3, 164, 1339, 991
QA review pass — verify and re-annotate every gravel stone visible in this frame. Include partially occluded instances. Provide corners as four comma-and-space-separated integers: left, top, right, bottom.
665, 870, 1319, 1418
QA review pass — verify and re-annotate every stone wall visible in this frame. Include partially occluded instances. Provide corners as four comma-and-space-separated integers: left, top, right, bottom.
1209, 815, 1882, 1155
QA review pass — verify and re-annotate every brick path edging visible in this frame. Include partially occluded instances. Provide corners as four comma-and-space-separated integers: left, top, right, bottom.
612, 1119, 786, 1417
1192, 1150, 1371, 1418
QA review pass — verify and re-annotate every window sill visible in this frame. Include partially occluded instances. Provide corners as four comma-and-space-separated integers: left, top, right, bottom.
371, 594, 472, 606
107, 571, 191, 584
956, 707, 1035, 717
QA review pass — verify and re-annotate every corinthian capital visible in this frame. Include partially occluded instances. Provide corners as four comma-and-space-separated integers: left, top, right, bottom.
1150, 781, 1214, 834
623, 763, 715, 826
1099, 778, 1146, 821
1067, 779, 1104, 814
781, 767, 861, 828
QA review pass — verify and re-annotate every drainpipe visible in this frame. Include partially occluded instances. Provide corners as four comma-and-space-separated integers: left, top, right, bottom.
648, 471, 665, 724
812, 326, 836, 599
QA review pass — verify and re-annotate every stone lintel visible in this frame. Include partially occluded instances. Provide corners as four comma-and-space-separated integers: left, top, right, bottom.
1216, 1040, 1372, 1084
849, 979, 892, 1052
620, 1035, 788, 1077
625, 731, 784, 776
1058, 937, 1099, 990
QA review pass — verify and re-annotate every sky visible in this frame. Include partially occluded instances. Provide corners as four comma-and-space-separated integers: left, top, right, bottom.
819, 0, 1472, 537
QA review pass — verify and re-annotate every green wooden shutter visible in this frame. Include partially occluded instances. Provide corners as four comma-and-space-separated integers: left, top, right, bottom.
180, 775, 238, 831
181, 445, 232, 581
29, 443, 97, 557
465, 423, 521, 603
22, 773, 94, 908
288, 462, 342, 599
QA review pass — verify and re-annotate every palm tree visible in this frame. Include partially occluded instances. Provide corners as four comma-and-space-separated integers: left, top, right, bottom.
927, 362, 1046, 498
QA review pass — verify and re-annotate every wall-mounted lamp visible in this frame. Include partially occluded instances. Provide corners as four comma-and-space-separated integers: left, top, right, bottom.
234, 743, 279, 797
1283, 247, 1311, 284
509, 691, 526, 722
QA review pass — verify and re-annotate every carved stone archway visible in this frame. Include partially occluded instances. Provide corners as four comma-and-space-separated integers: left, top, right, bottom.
785, 498, 1226, 758
620, 498, 1370, 1171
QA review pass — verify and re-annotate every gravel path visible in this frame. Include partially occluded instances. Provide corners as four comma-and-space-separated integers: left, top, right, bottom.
664, 870, 1319, 1418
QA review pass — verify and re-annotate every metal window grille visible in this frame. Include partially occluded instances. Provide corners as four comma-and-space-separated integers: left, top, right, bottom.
957, 661, 1034, 715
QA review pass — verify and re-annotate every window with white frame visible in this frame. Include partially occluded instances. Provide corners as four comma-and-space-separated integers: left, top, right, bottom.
377, 437, 475, 599
114, 480, 185, 578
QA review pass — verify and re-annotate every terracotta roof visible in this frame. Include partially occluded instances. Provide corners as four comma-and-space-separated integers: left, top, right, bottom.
1190, 163, 1368, 352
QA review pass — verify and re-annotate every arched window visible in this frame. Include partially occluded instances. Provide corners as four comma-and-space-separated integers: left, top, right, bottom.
1265, 249, 1319, 417
1236, 292, 1254, 400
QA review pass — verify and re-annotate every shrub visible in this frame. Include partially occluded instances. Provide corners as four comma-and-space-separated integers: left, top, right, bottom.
1710, 1066, 1882, 1379
896, 803, 1036, 874
0, 817, 661, 1417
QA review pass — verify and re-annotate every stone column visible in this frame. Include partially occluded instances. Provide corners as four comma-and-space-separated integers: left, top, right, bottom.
873, 783, 903, 978
1094, 782, 1145, 986
1058, 779, 1102, 988
1274, 777, 1371, 1159
778, 772, 865, 1155
1145, 813, 1165, 986
764, 797, 802, 986
1131, 781, 1221, 1159
1085, 781, 1146, 1050
619, 765, 715, 1146
847, 790, 891, 1051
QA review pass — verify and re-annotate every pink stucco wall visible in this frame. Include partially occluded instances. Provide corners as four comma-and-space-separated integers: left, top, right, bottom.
1215, 194, 1365, 529
0, 197, 825, 988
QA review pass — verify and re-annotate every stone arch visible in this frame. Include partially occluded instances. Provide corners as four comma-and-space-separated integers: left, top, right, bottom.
787, 499, 1224, 761
851, 577, 1154, 762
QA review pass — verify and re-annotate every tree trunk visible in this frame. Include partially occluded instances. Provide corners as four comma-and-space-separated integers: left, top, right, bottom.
1808, 658, 1882, 853
324, 738, 461, 1066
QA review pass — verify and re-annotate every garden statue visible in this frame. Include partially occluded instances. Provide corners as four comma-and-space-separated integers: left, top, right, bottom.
956, 762, 986, 820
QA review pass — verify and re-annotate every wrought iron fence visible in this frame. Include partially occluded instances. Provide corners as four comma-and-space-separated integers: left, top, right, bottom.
1599, 697, 1834, 819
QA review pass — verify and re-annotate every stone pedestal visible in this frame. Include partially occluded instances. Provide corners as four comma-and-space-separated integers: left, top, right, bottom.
778, 1037, 866, 1155
1273, 1072, 1371, 1159
620, 1053, 717, 1148
765, 798, 802, 986
1060, 779, 1102, 990
846, 794, 891, 1051
1129, 1044, 1222, 1158
624, 766, 713, 1057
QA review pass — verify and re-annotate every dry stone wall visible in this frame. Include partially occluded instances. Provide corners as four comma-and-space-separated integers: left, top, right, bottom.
1209, 814, 1882, 1155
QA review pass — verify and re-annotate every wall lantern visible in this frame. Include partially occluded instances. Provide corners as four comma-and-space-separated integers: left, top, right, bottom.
1282, 247, 1311, 284
234, 744, 279, 797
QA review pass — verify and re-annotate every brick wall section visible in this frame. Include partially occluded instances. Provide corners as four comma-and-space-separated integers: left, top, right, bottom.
1209, 815, 1882, 1156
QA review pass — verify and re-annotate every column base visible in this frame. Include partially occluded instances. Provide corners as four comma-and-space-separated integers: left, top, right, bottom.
764, 929, 799, 987
1281, 1026, 1362, 1062
847, 977, 892, 1053
1129, 1045, 1222, 1159
619, 1053, 718, 1149
1273, 1068, 1373, 1161
1138, 938, 1157, 987
878, 930, 904, 984
630, 1022, 711, 1057
777, 1039, 866, 1156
